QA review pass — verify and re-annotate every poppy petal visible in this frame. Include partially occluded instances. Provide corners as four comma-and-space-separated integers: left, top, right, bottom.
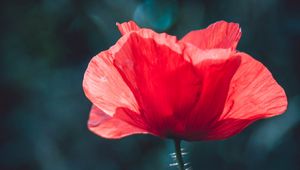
83, 50, 139, 117
191, 52, 287, 140
186, 118, 256, 140
116, 21, 140, 35
112, 29, 202, 136
221, 52, 288, 120
184, 50, 241, 137
180, 21, 241, 50
88, 105, 150, 139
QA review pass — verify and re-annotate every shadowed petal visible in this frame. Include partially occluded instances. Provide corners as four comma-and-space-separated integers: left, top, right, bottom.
112, 29, 202, 137
186, 118, 256, 140
180, 21, 241, 50
183, 50, 241, 139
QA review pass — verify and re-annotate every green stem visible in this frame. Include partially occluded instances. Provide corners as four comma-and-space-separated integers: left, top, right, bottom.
174, 139, 184, 170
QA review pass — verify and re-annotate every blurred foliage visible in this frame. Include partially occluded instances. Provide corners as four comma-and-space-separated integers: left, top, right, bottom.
0, 0, 300, 170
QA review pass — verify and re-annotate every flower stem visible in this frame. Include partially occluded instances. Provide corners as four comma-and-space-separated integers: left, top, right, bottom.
173, 139, 184, 170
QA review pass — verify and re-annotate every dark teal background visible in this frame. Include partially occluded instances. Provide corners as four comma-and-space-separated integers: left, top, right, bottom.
1, 0, 299, 169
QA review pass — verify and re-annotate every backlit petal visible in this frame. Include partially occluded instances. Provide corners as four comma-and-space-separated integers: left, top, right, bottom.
190, 52, 287, 140
180, 21, 241, 50
222, 52, 287, 120
83, 49, 138, 116
116, 21, 140, 35
88, 105, 150, 139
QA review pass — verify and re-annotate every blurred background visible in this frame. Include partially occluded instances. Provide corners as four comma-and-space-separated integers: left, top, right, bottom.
1, 0, 299, 169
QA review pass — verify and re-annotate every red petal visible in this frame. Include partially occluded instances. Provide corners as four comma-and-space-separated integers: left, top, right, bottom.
112, 29, 202, 137
180, 21, 241, 50
190, 52, 287, 140
88, 105, 150, 139
83, 49, 138, 116
116, 21, 140, 35
183, 50, 241, 138
186, 118, 256, 140
222, 52, 287, 120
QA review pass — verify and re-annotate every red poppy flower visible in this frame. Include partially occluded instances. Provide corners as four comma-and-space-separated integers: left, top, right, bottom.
83, 21, 287, 141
